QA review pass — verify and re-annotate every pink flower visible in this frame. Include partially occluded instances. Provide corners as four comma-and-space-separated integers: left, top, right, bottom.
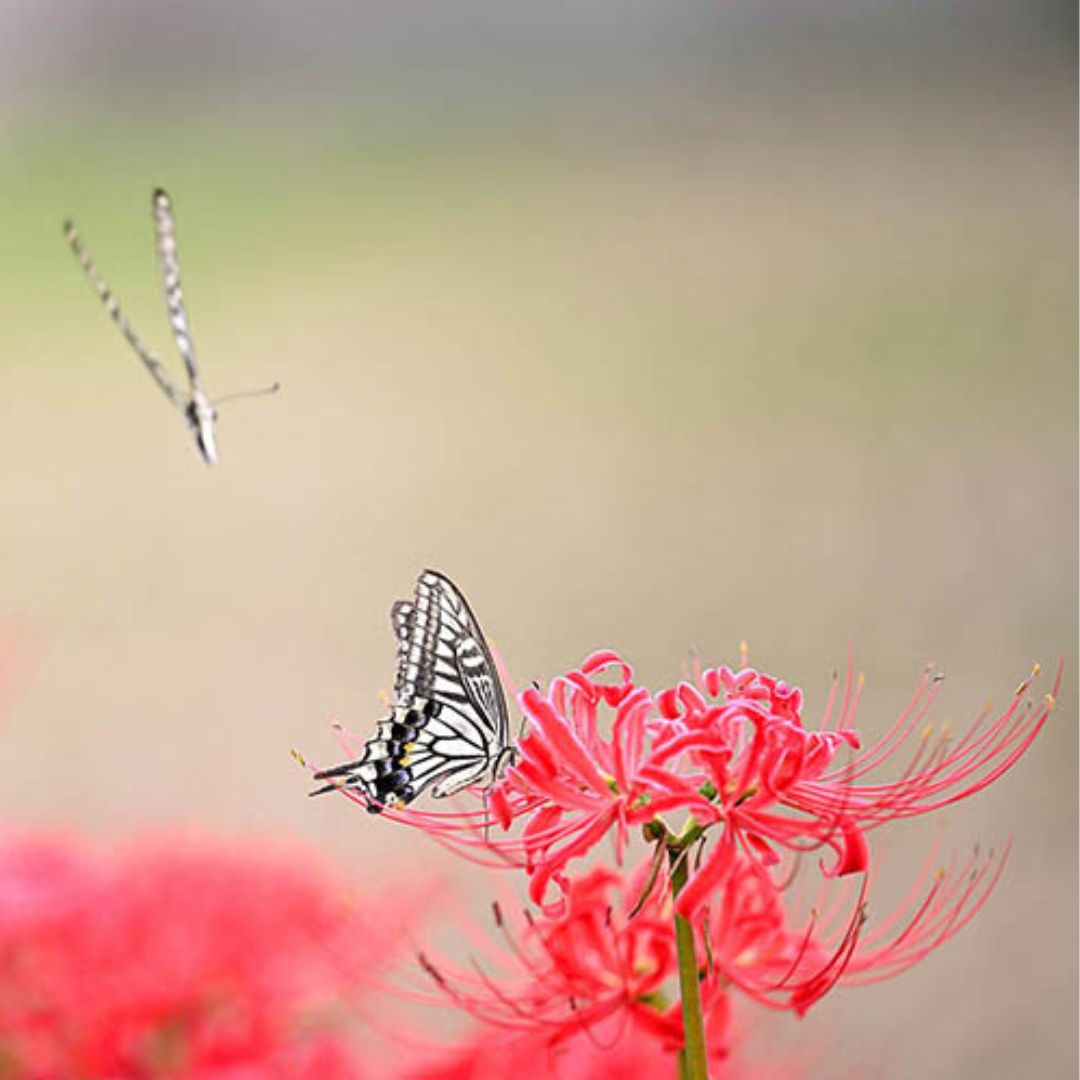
657, 659, 1059, 916
478, 651, 718, 908
698, 838, 1008, 1016
414, 858, 730, 1065
0, 831, 411, 1078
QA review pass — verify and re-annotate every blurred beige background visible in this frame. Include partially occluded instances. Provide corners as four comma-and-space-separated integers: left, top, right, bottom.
0, 2, 1076, 1076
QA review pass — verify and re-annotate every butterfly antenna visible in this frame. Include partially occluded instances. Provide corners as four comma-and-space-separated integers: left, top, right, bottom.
212, 382, 281, 407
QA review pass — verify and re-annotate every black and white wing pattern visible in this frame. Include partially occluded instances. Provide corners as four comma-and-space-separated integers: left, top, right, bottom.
151, 188, 222, 465
152, 188, 201, 392
312, 570, 514, 812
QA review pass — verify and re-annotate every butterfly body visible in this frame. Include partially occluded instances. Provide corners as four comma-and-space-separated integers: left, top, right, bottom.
313, 571, 515, 811
185, 391, 219, 466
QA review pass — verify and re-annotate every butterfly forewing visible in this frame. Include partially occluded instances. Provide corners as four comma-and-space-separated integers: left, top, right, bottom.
151, 188, 202, 391
411, 571, 509, 743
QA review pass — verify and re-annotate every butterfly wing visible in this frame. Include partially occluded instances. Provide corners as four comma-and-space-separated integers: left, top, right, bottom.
312, 571, 512, 809
63, 218, 183, 409
152, 189, 204, 393
404, 570, 509, 744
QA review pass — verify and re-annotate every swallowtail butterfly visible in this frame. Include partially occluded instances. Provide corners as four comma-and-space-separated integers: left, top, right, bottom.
312, 570, 516, 811
63, 189, 278, 465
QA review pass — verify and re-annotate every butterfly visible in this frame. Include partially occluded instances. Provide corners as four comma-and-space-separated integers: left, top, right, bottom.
311, 570, 517, 812
63, 188, 279, 465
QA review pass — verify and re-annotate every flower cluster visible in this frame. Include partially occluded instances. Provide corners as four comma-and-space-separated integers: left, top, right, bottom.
365, 648, 1058, 1072
418, 864, 726, 1054
0, 832, 407, 1078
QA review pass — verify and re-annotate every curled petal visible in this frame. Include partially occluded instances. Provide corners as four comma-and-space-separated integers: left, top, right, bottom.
521, 689, 611, 797
820, 822, 869, 878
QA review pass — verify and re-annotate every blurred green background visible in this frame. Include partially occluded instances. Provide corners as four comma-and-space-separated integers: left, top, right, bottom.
0, 2, 1075, 1076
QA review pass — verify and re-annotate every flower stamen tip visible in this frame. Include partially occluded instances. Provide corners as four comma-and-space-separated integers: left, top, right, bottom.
418, 952, 446, 986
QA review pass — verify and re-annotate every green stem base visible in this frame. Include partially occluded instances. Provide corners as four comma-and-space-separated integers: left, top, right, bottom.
669, 846, 709, 1079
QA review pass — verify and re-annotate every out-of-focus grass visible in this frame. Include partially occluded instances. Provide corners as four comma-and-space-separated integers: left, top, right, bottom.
4, 112, 1072, 443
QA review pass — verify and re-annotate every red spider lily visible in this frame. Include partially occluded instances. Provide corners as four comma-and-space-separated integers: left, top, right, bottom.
480, 652, 1057, 922
657, 658, 1061, 917
411, 833, 1020, 1063
697, 837, 1009, 1016
496, 651, 723, 908
414, 859, 730, 1066
0, 831, 409, 1078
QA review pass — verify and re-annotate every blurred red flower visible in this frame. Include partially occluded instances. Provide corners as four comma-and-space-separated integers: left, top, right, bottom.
0, 832, 405, 1079
406, 1018, 750, 1080
406, 1022, 684, 1080
414, 858, 731, 1073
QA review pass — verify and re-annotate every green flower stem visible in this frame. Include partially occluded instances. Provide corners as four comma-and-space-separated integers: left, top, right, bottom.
669, 842, 709, 1080
678, 1047, 690, 1080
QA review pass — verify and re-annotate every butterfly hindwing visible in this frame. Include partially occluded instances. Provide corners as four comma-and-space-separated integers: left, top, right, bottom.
390, 600, 416, 701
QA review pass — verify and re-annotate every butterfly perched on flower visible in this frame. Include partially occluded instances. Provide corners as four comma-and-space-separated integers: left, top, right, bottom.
311, 570, 516, 812
63, 189, 278, 465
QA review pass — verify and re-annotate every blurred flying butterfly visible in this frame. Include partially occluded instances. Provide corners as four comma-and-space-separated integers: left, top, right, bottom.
63, 188, 279, 465
311, 570, 517, 812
